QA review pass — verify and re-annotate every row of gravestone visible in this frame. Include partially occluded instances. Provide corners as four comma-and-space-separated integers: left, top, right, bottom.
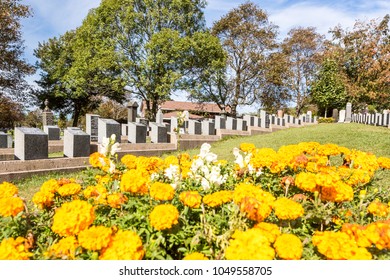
351, 111, 390, 127
0, 109, 317, 160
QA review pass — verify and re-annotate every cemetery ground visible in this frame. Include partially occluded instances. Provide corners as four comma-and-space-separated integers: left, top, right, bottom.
2, 122, 390, 260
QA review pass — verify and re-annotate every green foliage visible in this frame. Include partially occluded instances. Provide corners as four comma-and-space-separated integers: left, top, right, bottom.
317, 117, 335, 123
311, 59, 347, 116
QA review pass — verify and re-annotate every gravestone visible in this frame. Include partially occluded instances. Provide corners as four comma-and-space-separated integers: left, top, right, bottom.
236, 118, 247, 131
214, 115, 226, 130
338, 110, 346, 123
332, 109, 339, 122
127, 101, 138, 123
243, 115, 255, 127
345, 102, 352, 123
187, 120, 202, 135
149, 122, 168, 143
86, 114, 100, 142
307, 111, 312, 123
127, 122, 147, 143
375, 113, 382, 126
0, 132, 8, 148
64, 128, 90, 158
226, 117, 237, 130
156, 109, 164, 124
42, 99, 54, 126
14, 127, 48, 160
202, 120, 215, 135
98, 118, 121, 144
43, 125, 61, 140
121, 124, 128, 136
259, 110, 267, 128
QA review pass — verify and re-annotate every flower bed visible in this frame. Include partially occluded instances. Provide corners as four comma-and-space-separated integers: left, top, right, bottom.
1, 137, 390, 260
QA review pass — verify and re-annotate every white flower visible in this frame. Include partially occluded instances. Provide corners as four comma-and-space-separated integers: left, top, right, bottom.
201, 178, 210, 191
165, 164, 179, 181
200, 143, 211, 157
110, 134, 116, 142
109, 160, 116, 173
204, 152, 218, 163
110, 142, 121, 156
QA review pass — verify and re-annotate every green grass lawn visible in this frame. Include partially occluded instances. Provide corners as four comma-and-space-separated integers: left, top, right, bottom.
14, 123, 390, 201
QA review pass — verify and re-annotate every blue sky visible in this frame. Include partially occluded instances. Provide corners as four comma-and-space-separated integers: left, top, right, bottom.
20, 0, 389, 113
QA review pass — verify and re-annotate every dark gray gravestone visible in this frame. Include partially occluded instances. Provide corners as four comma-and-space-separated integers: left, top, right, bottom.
64, 128, 90, 157
243, 115, 255, 127
43, 125, 61, 140
127, 101, 138, 123
187, 120, 202, 135
86, 114, 100, 142
226, 117, 237, 130
150, 122, 168, 143
0, 132, 7, 148
98, 118, 121, 144
14, 127, 48, 160
214, 115, 226, 130
127, 122, 147, 143
202, 120, 215, 135
236, 118, 247, 131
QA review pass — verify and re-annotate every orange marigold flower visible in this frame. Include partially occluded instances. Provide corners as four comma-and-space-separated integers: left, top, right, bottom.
203, 190, 233, 207
225, 229, 275, 260
107, 193, 128, 208
150, 182, 175, 201
45, 236, 79, 260
274, 234, 303, 260
121, 154, 138, 170
367, 200, 389, 217
183, 252, 209, 260
51, 200, 95, 237
273, 197, 304, 220
99, 230, 144, 260
0, 196, 24, 217
0, 237, 32, 260
89, 152, 109, 169
321, 182, 353, 202
179, 191, 202, 208
253, 222, 281, 243
0, 182, 18, 198
120, 169, 150, 195
149, 204, 179, 231
32, 190, 54, 209
57, 183, 82, 197
294, 172, 318, 193
233, 183, 275, 205
239, 197, 272, 222
78, 226, 113, 251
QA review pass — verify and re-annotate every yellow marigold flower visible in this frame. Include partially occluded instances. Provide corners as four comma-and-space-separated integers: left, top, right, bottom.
203, 190, 233, 207
253, 222, 281, 243
0, 237, 32, 260
365, 221, 390, 250
317, 143, 340, 156
45, 236, 79, 260
367, 201, 389, 217
89, 152, 109, 168
0, 182, 18, 198
32, 190, 54, 209
297, 141, 320, 155
0, 196, 24, 217
179, 191, 202, 208
249, 148, 278, 169
57, 183, 82, 197
233, 183, 275, 205
107, 193, 128, 208
83, 184, 107, 199
312, 231, 372, 260
321, 181, 353, 202
163, 155, 179, 168
39, 179, 59, 194
52, 200, 95, 237
121, 154, 138, 170
274, 234, 303, 260
273, 197, 304, 220
120, 169, 150, 195
338, 167, 372, 187
294, 172, 319, 193
78, 226, 112, 251
377, 157, 390, 169
149, 204, 179, 231
136, 156, 164, 174
239, 143, 256, 153
183, 252, 209, 260
99, 230, 144, 260
225, 228, 275, 260
150, 182, 175, 201
239, 197, 272, 222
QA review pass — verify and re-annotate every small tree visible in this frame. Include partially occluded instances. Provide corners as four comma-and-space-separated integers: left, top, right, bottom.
311, 59, 347, 117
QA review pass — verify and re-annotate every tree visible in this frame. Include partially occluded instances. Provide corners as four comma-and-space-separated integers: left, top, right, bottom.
83, 0, 223, 121
0, 0, 34, 100
97, 99, 128, 123
0, 95, 24, 129
311, 59, 347, 117
329, 15, 390, 110
282, 27, 324, 116
34, 25, 127, 126
210, 2, 279, 116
